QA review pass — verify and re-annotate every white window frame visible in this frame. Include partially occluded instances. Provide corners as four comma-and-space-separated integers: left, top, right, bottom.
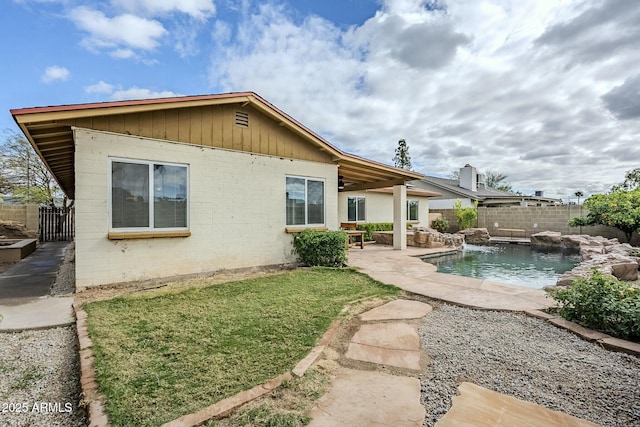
347, 196, 366, 222
285, 175, 326, 227
407, 199, 419, 221
109, 157, 189, 232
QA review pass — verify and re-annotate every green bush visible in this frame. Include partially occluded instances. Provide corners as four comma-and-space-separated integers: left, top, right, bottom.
292, 230, 347, 267
356, 222, 393, 241
546, 270, 640, 341
453, 199, 478, 230
431, 217, 449, 233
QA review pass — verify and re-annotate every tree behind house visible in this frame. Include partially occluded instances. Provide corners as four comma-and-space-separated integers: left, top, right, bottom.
0, 130, 60, 205
393, 139, 412, 170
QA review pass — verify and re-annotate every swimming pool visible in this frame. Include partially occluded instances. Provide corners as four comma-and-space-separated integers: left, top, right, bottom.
421, 243, 580, 289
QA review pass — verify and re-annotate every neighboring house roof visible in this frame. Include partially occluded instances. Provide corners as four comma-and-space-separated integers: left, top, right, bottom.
11, 92, 423, 199
421, 176, 561, 204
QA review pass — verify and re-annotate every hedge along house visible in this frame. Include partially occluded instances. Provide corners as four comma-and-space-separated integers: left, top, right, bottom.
11, 92, 423, 289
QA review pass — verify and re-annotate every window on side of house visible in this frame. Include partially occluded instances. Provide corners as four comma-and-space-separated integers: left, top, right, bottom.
286, 176, 325, 226
110, 159, 188, 230
347, 196, 366, 222
407, 199, 419, 221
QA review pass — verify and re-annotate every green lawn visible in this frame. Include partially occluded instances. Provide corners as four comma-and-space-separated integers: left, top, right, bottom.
84, 268, 399, 427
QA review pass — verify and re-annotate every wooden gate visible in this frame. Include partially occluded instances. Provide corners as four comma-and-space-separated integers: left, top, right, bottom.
39, 206, 75, 242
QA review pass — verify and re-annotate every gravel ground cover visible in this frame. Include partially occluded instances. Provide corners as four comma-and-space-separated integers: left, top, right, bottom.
419, 304, 640, 427
1, 240, 85, 427
0, 326, 86, 427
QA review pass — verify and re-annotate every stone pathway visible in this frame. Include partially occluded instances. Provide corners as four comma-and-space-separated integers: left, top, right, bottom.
309, 299, 428, 427
308, 299, 603, 427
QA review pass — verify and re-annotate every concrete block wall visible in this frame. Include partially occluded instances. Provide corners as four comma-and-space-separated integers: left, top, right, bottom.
0, 204, 39, 231
432, 206, 639, 245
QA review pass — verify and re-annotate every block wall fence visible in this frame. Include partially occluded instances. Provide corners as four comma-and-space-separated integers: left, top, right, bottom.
0, 204, 39, 231
430, 205, 639, 246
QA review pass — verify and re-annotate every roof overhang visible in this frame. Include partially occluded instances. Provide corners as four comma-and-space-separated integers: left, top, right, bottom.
11, 92, 423, 199
364, 187, 442, 197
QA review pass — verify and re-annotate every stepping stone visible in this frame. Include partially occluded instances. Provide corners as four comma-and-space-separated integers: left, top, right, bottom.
436, 382, 599, 427
359, 299, 432, 321
308, 368, 425, 427
346, 323, 421, 370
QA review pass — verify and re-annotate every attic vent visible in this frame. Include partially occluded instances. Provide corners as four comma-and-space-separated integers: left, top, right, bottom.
235, 111, 249, 127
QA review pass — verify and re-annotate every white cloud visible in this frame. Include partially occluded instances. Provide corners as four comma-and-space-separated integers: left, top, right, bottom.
41, 65, 70, 83
110, 87, 182, 100
110, 48, 136, 59
110, 0, 215, 20
68, 6, 167, 53
85, 81, 114, 94
208, 0, 640, 199
84, 81, 181, 101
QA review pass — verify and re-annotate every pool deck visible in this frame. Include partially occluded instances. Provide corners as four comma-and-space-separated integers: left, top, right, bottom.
348, 244, 552, 312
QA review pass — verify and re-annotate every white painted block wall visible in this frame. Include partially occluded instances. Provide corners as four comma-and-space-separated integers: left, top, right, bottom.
74, 128, 338, 288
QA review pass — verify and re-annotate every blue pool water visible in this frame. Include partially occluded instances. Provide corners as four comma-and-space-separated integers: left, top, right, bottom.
421, 243, 580, 289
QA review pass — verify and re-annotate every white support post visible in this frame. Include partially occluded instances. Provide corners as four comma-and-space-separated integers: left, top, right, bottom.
393, 184, 407, 250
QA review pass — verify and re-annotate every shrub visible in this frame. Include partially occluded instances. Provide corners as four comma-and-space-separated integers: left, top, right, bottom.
292, 230, 347, 267
546, 270, 640, 341
356, 222, 393, 241
453, 199, 478, 230
431, 217, 449, 233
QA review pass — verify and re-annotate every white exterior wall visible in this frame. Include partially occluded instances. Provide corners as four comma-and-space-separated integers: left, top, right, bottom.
338, 190, 430, 227
428, 198, 474, 209
74, 128, 338, 288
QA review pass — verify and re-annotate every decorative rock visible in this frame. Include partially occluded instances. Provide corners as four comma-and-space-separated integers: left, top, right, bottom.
544, 234, 640, 285
373, 229, 463, 249
530, 231, 563, 247
457, 228, 491, 244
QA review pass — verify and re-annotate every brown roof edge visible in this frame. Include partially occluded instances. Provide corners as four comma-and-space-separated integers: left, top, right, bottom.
10, 91, 256, 116
339, 151, 425, 180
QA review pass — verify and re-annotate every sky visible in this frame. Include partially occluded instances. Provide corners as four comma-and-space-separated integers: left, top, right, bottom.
2, 0, 640, 202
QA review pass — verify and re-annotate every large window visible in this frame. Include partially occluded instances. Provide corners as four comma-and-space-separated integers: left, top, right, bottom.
286, 176, 325, 226
111, 159, 188, 230
407, 199, 419, 221
347, 196, 366, 222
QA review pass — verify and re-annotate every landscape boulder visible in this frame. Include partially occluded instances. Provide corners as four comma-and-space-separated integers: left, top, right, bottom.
372, 228, 464, 249
457, 228, 490, 244
551, 236, 640, 285
530, 231, 563, 248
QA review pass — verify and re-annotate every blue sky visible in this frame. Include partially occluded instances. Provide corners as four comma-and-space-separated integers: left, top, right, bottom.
3, 0, 640, 201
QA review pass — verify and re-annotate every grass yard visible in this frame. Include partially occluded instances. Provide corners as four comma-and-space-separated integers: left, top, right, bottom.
84, 267, 399, 427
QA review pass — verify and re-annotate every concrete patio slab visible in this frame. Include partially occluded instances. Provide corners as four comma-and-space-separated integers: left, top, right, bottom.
359, 299, 432, 321
0, 297, 75, 331
435, 382, 599, 427
308, 368, 425, 427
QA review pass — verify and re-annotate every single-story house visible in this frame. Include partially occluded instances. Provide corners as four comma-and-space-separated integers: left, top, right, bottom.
413, 164, 562, 209
12, 92, 423, 289
338, 187, 441, 227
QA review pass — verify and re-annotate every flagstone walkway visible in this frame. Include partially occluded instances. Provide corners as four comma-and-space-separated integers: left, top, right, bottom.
308, 297, 601, 426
